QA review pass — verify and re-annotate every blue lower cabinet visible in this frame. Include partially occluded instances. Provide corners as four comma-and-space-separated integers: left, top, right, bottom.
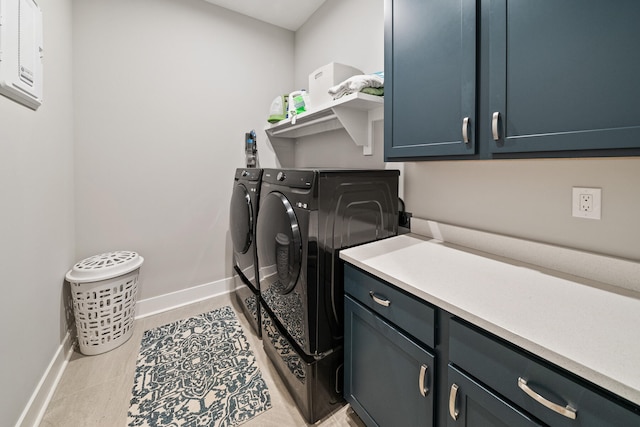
343, 264, 640, 426
447, 364, 543, 427
344, 295, 435, 427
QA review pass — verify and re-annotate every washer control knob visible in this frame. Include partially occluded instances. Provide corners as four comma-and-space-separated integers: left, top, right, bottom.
241, 170, 249, 177
276, 171, 286, 181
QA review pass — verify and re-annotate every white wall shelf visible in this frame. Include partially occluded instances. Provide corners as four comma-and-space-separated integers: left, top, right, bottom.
265, 92, 384, 156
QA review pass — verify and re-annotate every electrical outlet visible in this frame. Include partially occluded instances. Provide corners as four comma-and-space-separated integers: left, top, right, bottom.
572, 187, 601, 219
579, 194, 593, 212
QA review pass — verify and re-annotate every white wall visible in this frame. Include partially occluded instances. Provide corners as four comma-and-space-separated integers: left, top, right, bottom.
292, 0, 388, 169
73, 0, 294, 301
297, 0, 640, 262
294, 0, 384, 89
0, 0, 75, 425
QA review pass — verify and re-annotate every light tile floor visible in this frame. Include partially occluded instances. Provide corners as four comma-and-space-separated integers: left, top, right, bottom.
41, 292, 365, 427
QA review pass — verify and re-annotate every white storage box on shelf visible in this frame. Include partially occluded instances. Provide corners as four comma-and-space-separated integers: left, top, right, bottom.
308, 62, 363, 109
65, 251, 144, 355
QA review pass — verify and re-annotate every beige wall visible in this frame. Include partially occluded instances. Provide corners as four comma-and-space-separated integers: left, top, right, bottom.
73, 0, 294, 301
405, 157, 640, 261
0, 0, 75, 424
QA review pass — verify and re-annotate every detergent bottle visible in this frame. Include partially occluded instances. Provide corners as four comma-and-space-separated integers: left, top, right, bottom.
287, 90, 310, 124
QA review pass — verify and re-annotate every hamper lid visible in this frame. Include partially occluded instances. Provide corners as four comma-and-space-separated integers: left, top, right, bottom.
65, 251, 144, 283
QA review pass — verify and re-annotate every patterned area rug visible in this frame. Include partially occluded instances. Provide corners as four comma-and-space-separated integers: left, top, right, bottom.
128, 306, 271, 427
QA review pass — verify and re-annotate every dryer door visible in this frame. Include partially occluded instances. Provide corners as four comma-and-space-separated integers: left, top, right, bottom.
230, 183, 253, 254
257, 190, 308, 352
256, 191, 302, 295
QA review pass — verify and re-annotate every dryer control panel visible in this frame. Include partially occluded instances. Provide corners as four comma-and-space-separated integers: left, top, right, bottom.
263, 169, 315, 188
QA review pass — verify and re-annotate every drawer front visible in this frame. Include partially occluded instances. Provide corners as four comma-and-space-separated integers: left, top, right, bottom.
449, 319, 640, 427
344, 264, 435, 348
447, 364, 543, 427
345, 296, 435, 427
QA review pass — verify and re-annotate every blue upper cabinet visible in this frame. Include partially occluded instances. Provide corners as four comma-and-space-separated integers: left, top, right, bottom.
384, 0, 477, 160
385, 0, 640, 160
488, 0, 640, 156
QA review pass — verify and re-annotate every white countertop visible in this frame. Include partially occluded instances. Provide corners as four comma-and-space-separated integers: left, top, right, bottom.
340, 233, 640, 406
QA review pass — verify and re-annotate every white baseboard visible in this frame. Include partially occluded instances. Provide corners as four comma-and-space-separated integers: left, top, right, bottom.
16, 332, 74, 427
134, 276, 235, 319
16, 277, 234, 426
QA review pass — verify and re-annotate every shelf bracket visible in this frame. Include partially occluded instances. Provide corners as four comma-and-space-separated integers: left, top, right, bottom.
334, 105, 383, 156
368, 106, 384, 156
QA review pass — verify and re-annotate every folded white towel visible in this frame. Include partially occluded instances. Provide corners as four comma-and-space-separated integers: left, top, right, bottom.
328, 74, 384, 99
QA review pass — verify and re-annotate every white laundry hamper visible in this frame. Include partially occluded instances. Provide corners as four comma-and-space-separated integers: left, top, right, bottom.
65, 251, 144, 355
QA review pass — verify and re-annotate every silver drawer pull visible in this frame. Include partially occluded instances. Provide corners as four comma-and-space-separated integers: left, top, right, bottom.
492, 111, 501, 141
449, 383, 460, 420
518, 377, 577, 420
369, 291, 391, 307
419, 364, 429, 397
462, 117, 470, 143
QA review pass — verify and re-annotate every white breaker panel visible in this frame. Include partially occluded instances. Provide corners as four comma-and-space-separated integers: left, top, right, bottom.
0, 0, 43, 110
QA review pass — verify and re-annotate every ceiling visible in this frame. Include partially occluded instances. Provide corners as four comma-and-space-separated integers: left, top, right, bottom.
203, 0, 327, 31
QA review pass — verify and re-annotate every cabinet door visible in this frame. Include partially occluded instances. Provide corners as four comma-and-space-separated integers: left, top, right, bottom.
488, 0, 640, 155
344, 296, 435, 427
384, 0, 476, 159
447, 365, 543, 427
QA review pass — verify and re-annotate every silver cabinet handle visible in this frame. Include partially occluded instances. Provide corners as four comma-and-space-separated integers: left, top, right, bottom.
369, 291, 390, 307
518, 377, 577, 420
419, 364, 429, 397
449, 383, 460, 420
462, 117, 470, 143
492, 111, 500, 141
